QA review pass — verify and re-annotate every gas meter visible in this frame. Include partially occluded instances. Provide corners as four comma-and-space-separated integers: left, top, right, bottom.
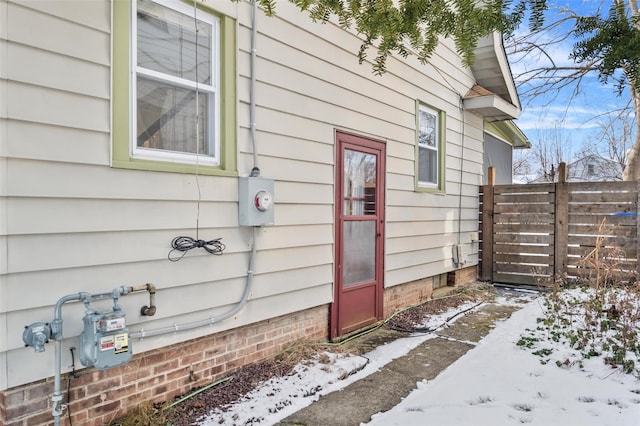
80, 308, 132, 370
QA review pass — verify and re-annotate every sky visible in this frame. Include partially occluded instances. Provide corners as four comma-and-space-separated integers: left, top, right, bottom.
506, 0, 636, 161
196, 290, 640, 426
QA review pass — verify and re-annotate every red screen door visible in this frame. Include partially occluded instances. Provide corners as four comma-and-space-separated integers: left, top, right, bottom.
332, 131, 385, 339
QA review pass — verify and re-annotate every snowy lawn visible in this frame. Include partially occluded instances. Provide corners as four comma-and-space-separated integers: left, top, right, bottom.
198, 287, 640, 426
367, 288, 640, 426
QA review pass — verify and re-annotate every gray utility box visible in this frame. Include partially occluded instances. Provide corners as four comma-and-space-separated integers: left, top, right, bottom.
239, 176, 275, 226
80, 309, 132, 370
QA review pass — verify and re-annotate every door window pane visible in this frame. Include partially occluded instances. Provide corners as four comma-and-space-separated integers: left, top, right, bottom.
343, 149, 377, 215
343, 221, 376, 286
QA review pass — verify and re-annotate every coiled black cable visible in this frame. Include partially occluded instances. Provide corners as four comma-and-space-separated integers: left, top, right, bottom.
168, 236, 226, 262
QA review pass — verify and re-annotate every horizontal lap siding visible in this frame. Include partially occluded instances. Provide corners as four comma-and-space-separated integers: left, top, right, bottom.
382, 65, 482, 287
1, 0, 331, 389
2, 0, 482, 390
244, 2, 482, 290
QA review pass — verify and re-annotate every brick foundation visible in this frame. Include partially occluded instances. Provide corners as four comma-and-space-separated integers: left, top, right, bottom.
382, 265, 478, 318
448, 265, 478, 287
384, 277, 434, 318
1, 266, 478, 425
1, 306, 329, 426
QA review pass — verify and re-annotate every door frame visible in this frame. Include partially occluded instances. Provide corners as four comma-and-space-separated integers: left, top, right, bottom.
331, 130, 386, 340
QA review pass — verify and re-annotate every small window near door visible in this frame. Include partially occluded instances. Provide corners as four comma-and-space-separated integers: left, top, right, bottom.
416, 103, 445, 191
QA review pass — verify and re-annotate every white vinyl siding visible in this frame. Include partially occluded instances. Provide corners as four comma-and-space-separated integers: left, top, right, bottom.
1, 0, 485, 390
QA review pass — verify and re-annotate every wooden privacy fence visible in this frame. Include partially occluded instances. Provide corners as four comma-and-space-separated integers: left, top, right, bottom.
480, 166, 639, 286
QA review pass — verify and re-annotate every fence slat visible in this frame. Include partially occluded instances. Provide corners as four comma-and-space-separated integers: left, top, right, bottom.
494, 244, 555, 255
569, 191, 637, 203
494, 204, 555, 214
570, 204, 637, 215
494, 253, 552, 265
570, 181, 637, 192
494, 233, 553, 244
569, 225, 636, 237
568, 246, 638, 258
492, 272, 549, 286
568, 235, 636, 247
495, 193, 555, 203
568, 214, 637, 226
493, 183, 555, 194
494, 223, 555, 233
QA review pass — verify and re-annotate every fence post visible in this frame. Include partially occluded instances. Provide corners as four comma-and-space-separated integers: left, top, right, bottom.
481, 167, 495, 281
554, 162, 569, 280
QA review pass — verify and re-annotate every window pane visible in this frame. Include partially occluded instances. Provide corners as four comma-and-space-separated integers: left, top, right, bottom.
419, 146, 438, 184
418, 105, 439, 186
137, 77, 211, 155
343, 221, 376, 286
343, 149, 377, 216
137, 0, 212, 84
418, 108, 437, 148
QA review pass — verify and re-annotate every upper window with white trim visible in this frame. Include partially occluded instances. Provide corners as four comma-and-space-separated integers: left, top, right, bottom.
134, 0, 220, 165
417, 104, 441, 188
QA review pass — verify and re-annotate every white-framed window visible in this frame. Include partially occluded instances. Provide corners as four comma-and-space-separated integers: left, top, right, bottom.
132, 0, 220, 165
417, 104, 441, 187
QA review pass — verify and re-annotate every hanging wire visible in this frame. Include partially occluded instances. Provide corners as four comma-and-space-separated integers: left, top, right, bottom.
193, 0, 203, 240
429, 63, 466, 247
167, 1, 227, 261
457, 96, 465, 246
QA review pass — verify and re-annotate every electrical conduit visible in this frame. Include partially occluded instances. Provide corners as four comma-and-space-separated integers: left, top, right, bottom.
130, 0, 261, 340
47, 2, 262, 423
130, 226, 257, 339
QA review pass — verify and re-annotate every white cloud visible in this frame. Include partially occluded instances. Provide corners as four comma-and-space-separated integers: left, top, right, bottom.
517, 104, 604, 131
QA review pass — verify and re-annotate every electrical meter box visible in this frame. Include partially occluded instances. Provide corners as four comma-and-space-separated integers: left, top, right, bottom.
239, 176, 275, 226
80, 309, 132, 370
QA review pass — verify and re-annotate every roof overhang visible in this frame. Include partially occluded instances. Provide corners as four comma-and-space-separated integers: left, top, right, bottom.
463, 85, 521, 121
465, 32, 522, 121
485, 120, 530, 149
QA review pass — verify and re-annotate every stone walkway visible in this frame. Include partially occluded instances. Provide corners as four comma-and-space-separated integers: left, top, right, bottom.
277, 300, 524, 426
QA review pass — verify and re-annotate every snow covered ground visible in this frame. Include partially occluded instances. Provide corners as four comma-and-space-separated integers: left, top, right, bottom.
199, 290, 640, 426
